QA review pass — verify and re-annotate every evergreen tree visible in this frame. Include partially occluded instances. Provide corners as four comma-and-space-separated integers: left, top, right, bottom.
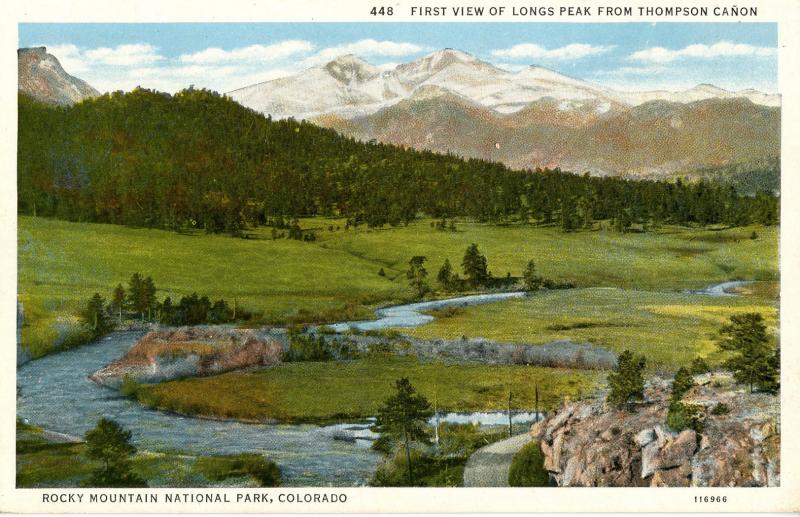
142, 276, 157, 321
436, 259, 453, 290
522, 260, 543, 291
110, 284, 125, 324
83, 293, 110, 336
462, 244, 489, 288
374, 378, 433, 486
407, 256, 430, 299
83, 418, 147, 487
670, 367, 695, 401
606, 350, 646, 409
717, 313, 779, 393
127, 273, 145, 320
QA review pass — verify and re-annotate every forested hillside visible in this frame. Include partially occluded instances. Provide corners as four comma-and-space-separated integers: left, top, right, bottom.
18, 88, 778, 235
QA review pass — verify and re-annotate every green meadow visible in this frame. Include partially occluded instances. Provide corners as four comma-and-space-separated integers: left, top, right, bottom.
16, 420, 274, 487
313, 219, 778, 290
403, 286, 779, 371
132, 356, 602, 423
18, 216, 778, 358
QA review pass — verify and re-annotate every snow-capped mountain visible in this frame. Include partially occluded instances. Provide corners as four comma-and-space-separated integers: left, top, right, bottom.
227, 48, 779, 120
18, 47, 99, 106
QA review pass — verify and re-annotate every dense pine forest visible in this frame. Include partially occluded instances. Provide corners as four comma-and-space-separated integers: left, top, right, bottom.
18, 88, 779, 235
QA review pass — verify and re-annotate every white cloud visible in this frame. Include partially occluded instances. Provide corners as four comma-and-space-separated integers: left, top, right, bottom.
84, 44, 164, 66
179, 40, 314, 64
40, 43, 164, 74
45, 43, 87, 73
491, 43, 614, 61
629, 41, 776, 63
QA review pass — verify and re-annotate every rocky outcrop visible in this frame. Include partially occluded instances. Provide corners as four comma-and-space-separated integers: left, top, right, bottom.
89, 327, 282, 387
531, 372, 779, 487
18, 47, 99, 106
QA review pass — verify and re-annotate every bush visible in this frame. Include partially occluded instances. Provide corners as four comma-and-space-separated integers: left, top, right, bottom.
671, 367, 696, 401
690, 356, 711, 375
606, 350, 646, 409
193, 453, 281, 487
119, 376, 141, 398
711, 402, 730, 415
285, 333, 331, 362
666, 401, 705, 434
508, 441, 550, 487
370, 447, 463, 487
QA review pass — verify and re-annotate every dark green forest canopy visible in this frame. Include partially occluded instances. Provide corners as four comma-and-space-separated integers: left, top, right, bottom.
18, 88, 779, 234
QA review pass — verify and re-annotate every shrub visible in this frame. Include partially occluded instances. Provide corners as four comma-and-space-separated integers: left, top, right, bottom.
285, 333, 331, 362
508, 441, 550, 487
606, 350, 646, 409
193, 454, 281, 487
119, 376, 141, 398
710, 402, 730, 415
690, 356, 711, 375
671, 367, 696, 401
666, 401, 705, 434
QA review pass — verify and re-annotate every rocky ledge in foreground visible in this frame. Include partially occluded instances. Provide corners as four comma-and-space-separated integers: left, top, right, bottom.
90, 327, 282, 387
531, 372, 779, 487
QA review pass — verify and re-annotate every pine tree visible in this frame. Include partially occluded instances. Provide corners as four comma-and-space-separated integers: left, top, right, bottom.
522, 260, 543, 291
406, 256, 430, 299
717, 313, 779, 393
83, 418, 147, 488
436, 259, 453, 290
111, 284, 125, 324
606, 350, 646, 409
374, 378, 433, 486
462, 244, 489, 288
142, 276, 157, 321
83, 293, 110, 336
127, 272, 145, 320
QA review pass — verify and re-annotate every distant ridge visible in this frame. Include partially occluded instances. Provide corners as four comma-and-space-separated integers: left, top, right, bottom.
18, 46, 99, 106
227, 48, 779, 178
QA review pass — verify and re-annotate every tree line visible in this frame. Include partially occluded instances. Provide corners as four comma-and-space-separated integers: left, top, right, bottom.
83, 272, 249, 336
19, 89, 778, 236
408, 243, 567, 298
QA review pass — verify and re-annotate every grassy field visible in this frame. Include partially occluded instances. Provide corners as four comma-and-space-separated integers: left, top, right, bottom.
15, 421, 276, 487
18, 216, 778, 357
315, 219, 778, 290
18, 216, 406, 356
133, 356, 602, 423
403, 286, 778, 371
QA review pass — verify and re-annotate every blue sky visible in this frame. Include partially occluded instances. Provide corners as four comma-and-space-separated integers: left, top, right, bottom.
19, 23, 778, 94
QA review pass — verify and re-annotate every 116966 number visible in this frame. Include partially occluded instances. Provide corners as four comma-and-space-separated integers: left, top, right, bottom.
695, 496, 727, 503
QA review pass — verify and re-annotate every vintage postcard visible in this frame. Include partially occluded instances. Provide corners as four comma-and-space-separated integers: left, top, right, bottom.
2, 0, 799, 513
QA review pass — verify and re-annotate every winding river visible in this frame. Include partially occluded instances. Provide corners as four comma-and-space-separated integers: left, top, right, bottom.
17, 291, 540, 486
16, 282, 748, 486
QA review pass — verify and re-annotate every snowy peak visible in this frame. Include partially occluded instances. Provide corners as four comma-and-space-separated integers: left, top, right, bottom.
617, 83, 780, 108
227, 48, 780, 120
399, 48, 484, 75
324, 54, 380, 83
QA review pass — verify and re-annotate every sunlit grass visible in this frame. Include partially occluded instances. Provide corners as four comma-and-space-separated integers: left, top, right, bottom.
135, 356, 602, 423
402, 287, 778, 371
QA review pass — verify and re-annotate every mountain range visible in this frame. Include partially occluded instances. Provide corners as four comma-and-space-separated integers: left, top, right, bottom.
17, 46, 780, 181
18, 47, 99, 106
229, 49, 779, 119
228, 49, 780, 178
